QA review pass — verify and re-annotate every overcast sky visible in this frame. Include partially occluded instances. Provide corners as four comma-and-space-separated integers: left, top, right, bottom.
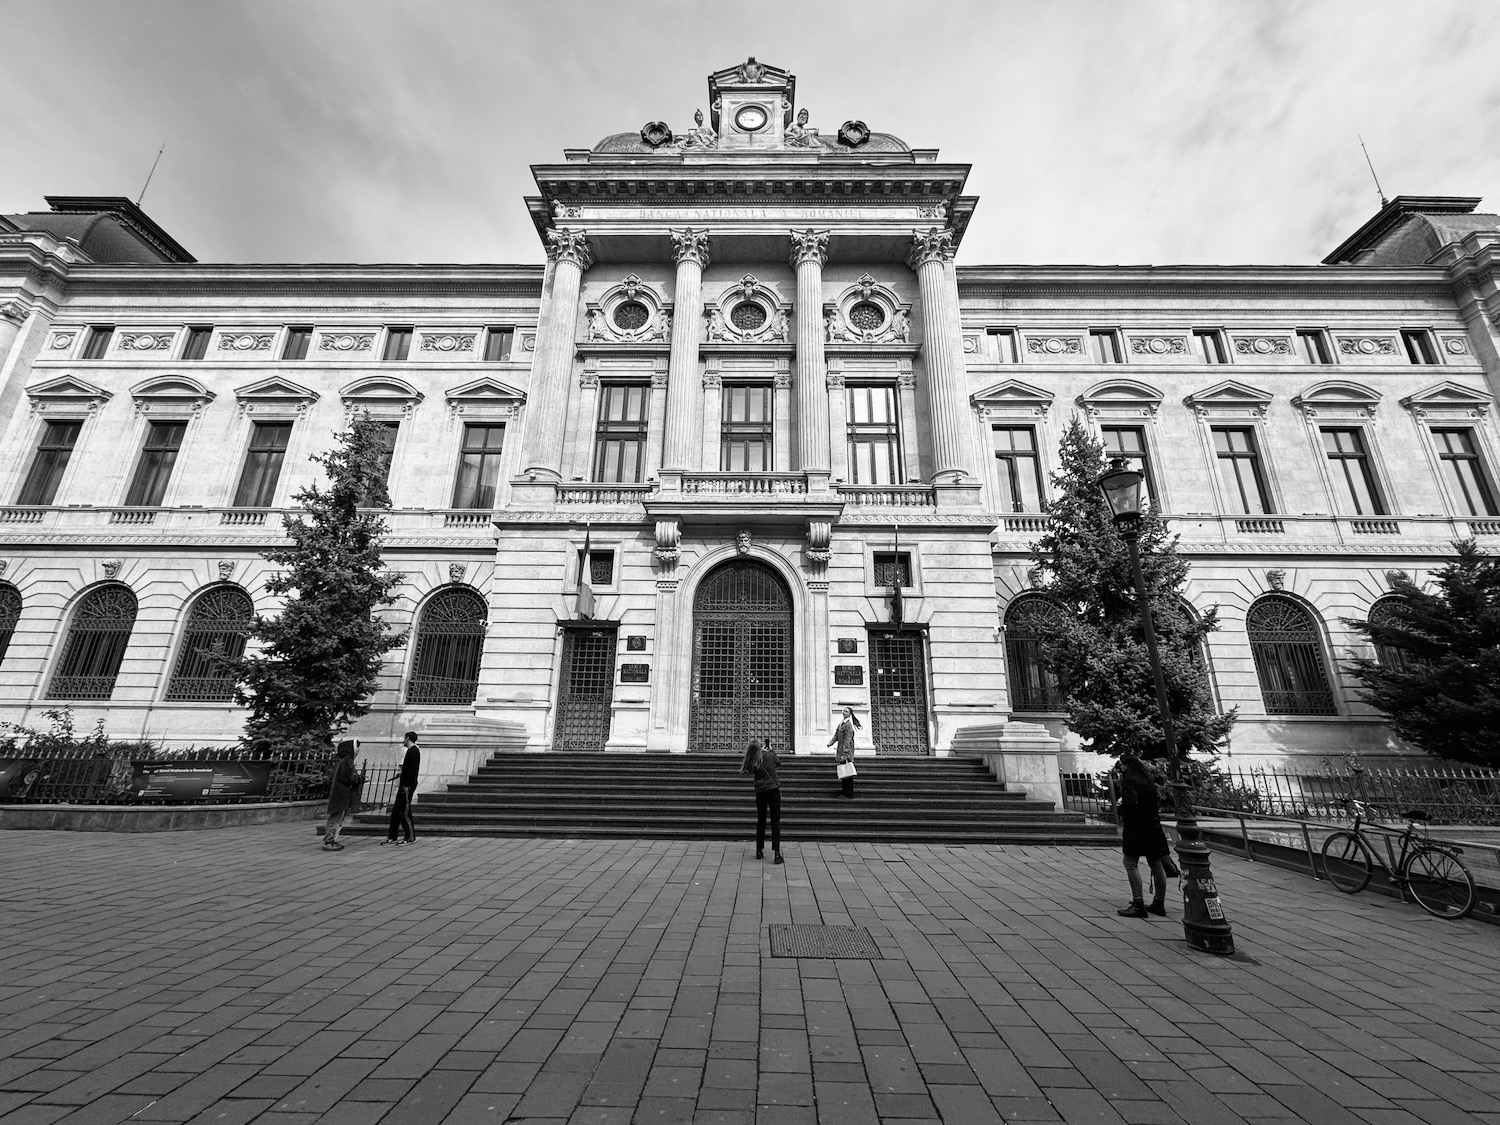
4, 1, 1498, 267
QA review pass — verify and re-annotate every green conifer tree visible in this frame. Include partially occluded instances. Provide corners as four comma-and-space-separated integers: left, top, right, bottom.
1030, 417, 1235, 759
1344, 539, 1500, 768
225, 416, 405, 754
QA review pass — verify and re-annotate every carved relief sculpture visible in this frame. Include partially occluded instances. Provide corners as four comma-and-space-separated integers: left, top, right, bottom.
217, 560, 237, 581
587, 310, 607, 341
677, 109, 718, 150
736, 530, 753, 555
825, 311, 850, 342
1233, 337, 1293, 356
783, 107, 820, 148
907, 227, 955, 269
319, 333, 375, 352
102, 560, 123, 580
789, 229, 830, 268
891, 310, 911, 343
1338, 337, 1399, 356
449, 563, 468, 583
546, 228, 595, 270
669, 228, 711, 268
1, 302, 28, 324
1266, 569, 1286, 591
1129, 336, 1187, 355
121, 333, 176, 351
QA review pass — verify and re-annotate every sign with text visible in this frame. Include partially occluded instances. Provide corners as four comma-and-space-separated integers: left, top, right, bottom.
132, 762, 273, 800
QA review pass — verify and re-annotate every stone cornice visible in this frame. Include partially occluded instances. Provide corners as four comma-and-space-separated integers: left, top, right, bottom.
55, 264, 544, 300
957, 264, 1451, 302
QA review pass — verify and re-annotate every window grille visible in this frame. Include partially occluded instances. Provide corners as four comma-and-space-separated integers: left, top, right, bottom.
165, 586, 253, 702
18, 419, 83, 506
578, 550, 614, 587
1005, 596, 1066, 712
1246, 595, 1337, 715
555, 627, 617, 750
872, 552, 911, 588
48, 584, 138, 700
407, 587, 487, 705
868, 630, 931, 754
0, 583, 20, 667
689, 561, 793, 754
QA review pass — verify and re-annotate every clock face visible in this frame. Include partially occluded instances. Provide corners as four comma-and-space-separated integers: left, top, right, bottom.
734, 104, 768, 132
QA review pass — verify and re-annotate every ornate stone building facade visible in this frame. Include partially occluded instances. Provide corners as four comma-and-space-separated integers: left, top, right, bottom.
2, 60, 1499, 783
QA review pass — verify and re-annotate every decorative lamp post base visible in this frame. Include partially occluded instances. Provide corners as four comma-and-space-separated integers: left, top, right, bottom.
1172, 779, 1235, 955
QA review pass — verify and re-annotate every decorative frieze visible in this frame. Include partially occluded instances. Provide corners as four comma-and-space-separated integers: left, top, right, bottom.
1025, 336, 1083, 356
1128, 336, 1187, 355
1233, 336, 1292, 356
120, 332, 176, 352
1338, 336, 1398, 357
218, 333, 274, 352
420, 333, 476, 353
318, 332, 375, 353
1443, 337, 1469, 355
49, 331, 76, 350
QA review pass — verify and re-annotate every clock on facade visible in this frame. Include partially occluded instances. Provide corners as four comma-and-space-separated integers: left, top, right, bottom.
734, 104, 768, 132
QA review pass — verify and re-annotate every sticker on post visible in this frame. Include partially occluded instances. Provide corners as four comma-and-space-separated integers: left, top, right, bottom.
1206, 897, 1225, 920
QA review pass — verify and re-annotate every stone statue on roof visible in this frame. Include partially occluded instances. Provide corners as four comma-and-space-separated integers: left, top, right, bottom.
678, 109, 718, 150
783, 107, 820, 149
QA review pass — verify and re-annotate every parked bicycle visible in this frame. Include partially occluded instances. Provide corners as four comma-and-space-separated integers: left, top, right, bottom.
1319, 800, 1476, 919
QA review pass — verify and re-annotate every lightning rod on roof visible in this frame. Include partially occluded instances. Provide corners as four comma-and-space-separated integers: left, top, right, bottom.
1358, 135, 1388, 207
136, 143, 166, 207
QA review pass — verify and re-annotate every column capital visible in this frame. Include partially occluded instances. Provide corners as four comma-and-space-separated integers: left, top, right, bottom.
789, 229, 830, 269
906, 227, 955, 270
669, 228, 712, 268
546, 228, 595, 270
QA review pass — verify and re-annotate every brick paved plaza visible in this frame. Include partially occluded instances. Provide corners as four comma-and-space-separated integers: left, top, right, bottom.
2, 827, 1498, 1125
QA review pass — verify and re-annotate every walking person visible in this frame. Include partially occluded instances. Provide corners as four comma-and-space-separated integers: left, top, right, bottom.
323, 739, 360, 851
828, 707, 860, 799
740, 739, 783, 864
1116, 753, 1171, 918
384, 731, 420, 846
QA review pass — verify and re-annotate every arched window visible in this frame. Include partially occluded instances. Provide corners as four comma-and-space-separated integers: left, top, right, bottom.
0, 583, 20, 666
165, 586, 254, 702
1246, 595, 1337, 715
407, 587, 488, 704
1005, 596, 1066, 713
1367, 596, 1413, 672
48, 584, 138, 700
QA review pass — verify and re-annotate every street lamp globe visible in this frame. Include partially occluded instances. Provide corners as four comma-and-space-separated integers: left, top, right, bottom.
1097, 464, 1146, 526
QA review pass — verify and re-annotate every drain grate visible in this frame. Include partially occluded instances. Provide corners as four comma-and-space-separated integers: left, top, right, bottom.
769, 924, 882, 959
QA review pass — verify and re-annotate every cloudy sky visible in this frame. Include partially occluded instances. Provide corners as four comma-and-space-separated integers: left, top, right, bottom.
4, 1, 1498, 267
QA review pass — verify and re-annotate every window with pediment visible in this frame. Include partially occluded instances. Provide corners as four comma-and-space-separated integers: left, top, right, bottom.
1400, 382, 1499, 519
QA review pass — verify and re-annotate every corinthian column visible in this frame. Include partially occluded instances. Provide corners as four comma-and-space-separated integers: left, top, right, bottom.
790, 230, 831, 474
662, 229, 710, 472
908, 227, 972, 482
522, 228, 593, 479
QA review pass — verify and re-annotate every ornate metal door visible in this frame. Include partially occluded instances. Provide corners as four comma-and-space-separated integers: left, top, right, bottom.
554, 626, 617, 750
868, 630, 930, 754
690, 560, 793, 754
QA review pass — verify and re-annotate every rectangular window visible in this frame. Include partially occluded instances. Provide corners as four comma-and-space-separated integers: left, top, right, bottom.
1194, 329, 1227, 364
362, 422, 400, 506
1432, 428, 1499, 516
720, 384, 772, 472
282, 327, 312, 361
383, 327, 413, 362
1320, 428, 1384, 516
484, 327, 514, 362
1402, 329, 1438, 365
1100, 425, 1157, 505
1212, 426, 1272, 514
989, 328, 1018, 364
593, 384, 649, 484
846, 385, 901, 485
181, 327, 212, 361
82, 325, 114, 360
1089, 329, 1122, 364
451, 423, 506, 509
872, 552, 912, 588
232, 422, 293, 508
1296, 329, 1333, 364
17, 420, 83, 505
993, 426, 1044, 512
124, 421, 187, 507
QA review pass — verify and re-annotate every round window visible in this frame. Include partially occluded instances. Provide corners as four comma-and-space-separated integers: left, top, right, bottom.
613, 301, 650, 331
734, 104, 768, 132
730, 302, 767, 332
849, 302, 884, 332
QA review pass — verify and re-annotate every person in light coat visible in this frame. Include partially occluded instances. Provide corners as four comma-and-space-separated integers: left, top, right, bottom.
828, 707, 861, 799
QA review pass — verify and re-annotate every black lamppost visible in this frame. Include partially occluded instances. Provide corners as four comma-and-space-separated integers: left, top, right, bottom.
1097, 463, 1235, 956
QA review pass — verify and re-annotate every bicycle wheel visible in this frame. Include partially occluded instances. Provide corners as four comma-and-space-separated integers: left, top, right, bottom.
1320, 831, 1373, 893
1404, 846, 1476, 919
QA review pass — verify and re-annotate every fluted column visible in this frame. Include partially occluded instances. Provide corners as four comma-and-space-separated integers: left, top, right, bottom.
522, 228, 593, 479
908, 227, 971, 482
662, 229, 710, 472
790, 230, 831, 473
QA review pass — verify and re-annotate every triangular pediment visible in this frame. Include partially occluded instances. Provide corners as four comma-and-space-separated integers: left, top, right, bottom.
340, 376, 423, 404
445, 376, 526, 404
972, 378, 1055, 413
1078, 378, 1164, 407
1184, 379, 1274, 411
131, 375, 214, 401
233, 376, 318, 403
25, 375, 112, 405
1400, 380, 1493, 413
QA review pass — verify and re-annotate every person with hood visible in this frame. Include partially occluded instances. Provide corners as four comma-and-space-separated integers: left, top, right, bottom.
828, 707, 861, 799
1116, 753, 1172, 918
323, 739, 360, 851
740, 738, 783, 864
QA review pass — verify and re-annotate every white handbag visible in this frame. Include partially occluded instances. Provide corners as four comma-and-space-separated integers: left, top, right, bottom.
836, 762, 857, 780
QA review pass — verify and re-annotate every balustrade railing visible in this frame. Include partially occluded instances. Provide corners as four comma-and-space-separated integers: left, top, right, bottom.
0, 507, 45, 523
837, 486, 936, 508
1350, 519, 1400, 535
556, 484, 656, 505
108, 509, 158, 525
442, 510, 493, 527
1235, 518, 1285, 534
1471, 520, 1500, 536
680, 474, 808, 496
219, 510, 269, 526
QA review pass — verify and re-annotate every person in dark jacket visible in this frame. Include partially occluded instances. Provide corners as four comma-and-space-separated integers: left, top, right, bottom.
1116, 753, 1171, 918
740, 739, 783, 864
323, 740, 360, 851
828, 707, 860, 798
384, 731, 420, 845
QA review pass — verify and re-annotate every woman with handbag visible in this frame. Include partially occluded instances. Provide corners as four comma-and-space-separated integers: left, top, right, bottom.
828, 707, 860, 799
1115, 753, 1172, 918
740, 739, 783, 864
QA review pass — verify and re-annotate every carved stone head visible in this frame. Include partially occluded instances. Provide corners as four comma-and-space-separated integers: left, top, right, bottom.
102, 560, 123, 580
1265, 569, 1286, 592
217, 560, 237, 581
736, 530, 752, 555
797, 107, 809, 126
449, 562, 467, 583
694, 108, 704, 127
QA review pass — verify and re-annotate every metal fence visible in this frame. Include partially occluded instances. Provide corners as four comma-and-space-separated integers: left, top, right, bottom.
0, 746, 336, 805
354, 763, 400, 815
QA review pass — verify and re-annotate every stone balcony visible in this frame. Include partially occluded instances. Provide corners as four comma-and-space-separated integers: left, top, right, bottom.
0, 505, 503, 546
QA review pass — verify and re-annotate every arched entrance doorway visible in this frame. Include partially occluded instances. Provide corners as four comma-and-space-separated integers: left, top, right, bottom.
689, 559, 793, 754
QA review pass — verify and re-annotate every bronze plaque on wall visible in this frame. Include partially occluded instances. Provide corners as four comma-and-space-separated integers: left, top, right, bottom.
837, 638, 859, 654
620, 664, 650, 683
833, 666, 864, 686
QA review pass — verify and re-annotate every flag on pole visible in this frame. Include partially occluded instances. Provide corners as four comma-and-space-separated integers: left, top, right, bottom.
577, 522, 595, 620
890, 522, 905, 627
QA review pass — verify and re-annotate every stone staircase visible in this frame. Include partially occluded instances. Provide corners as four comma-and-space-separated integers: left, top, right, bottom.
346, 752, 1116, 846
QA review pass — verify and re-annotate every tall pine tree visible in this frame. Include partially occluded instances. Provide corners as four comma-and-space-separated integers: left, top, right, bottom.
1031, 417, 1235, 759
226, 415, 405, 755
1345, 539, 1500, 768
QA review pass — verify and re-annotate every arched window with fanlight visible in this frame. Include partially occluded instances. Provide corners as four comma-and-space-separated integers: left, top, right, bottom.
0, 583, 20, 667
1004, 595, 1067, 713
1367, 596, 1414, 672
165, 586, 255, 702
406, 586, 488, 704
48, 584, 138, 700
1246, 595, 1337, 715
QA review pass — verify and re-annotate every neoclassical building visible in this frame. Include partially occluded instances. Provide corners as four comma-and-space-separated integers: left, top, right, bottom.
2, 59, 1499, 781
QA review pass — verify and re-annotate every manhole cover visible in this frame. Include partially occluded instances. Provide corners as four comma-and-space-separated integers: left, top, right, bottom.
769, 924, 882, 959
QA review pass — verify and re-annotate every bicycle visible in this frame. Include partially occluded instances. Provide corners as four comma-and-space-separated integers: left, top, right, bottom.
1319, 800, 1477, 919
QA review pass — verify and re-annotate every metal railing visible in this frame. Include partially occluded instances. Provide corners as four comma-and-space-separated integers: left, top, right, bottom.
353, 763, 400, 815
0, 745, 338, 805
